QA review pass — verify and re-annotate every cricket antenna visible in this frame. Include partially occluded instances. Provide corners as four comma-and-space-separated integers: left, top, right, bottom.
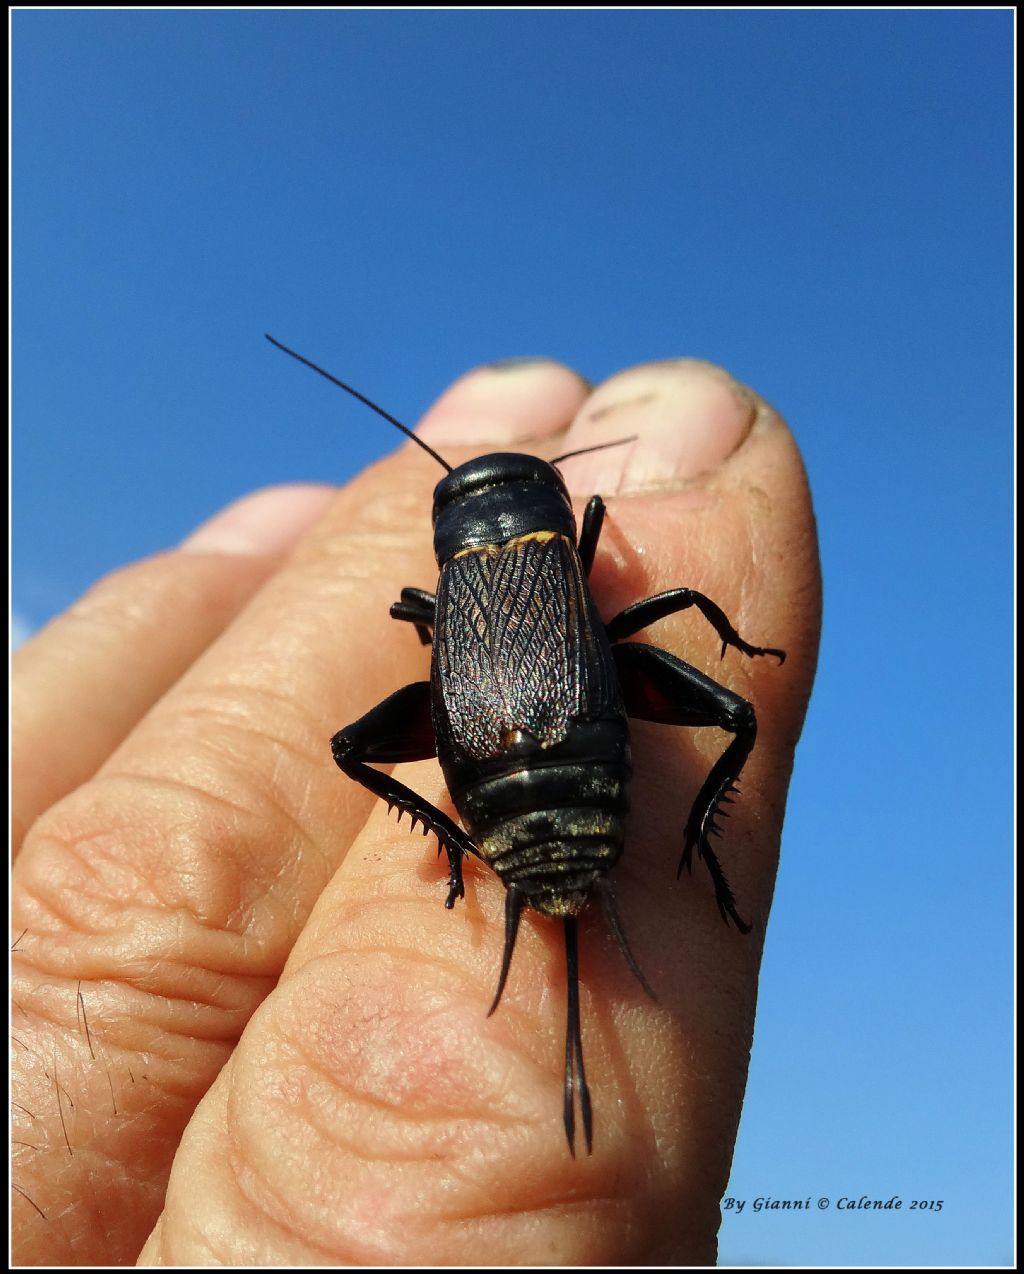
551, 436, 637, 466
265, 334, 454, 474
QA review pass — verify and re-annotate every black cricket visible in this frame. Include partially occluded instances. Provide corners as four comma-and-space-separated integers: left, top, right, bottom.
267, 335, 785, 1156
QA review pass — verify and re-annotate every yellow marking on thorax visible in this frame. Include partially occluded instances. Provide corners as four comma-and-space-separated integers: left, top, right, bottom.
451, 529, 570, 559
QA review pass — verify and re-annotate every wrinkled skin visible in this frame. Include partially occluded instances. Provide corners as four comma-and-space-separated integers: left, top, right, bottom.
12, 357, 820, 1265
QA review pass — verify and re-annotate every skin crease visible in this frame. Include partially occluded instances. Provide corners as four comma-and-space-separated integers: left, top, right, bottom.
11, 358, 820, 1266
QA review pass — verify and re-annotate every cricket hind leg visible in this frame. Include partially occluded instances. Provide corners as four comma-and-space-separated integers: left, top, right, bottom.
612, 642, 757, 932
606, 588, 785, 664
389, 587, 436, 645
330, 680, 478, 907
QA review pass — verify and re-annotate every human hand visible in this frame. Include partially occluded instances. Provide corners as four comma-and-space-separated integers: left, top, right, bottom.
12, 355, 820, 1265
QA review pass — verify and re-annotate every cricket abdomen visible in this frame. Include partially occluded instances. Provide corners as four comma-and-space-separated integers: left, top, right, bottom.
446, 719, 632, 915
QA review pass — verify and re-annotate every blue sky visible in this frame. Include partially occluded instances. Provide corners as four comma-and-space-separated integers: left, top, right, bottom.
13, 11, 1012, 1265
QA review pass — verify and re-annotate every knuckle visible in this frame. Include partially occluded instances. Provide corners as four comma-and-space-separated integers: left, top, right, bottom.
205, 946, 637, 1262
14, 759, 306, 1026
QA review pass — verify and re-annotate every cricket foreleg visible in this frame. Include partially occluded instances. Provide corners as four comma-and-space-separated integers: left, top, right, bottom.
613, 642, 758, 932
577, 496, 606, 578
389, 587, 436, 645
606, 588, 785, 663
331, 680, 477, 907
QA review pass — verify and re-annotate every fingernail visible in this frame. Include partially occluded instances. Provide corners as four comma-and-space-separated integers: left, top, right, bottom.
483, 357, 564, 371
416, 359, 590, 447
558, 362, 756, 497
180, 484, 336, 555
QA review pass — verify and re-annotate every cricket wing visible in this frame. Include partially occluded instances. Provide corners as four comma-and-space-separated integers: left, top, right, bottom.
433, 533, 619, 760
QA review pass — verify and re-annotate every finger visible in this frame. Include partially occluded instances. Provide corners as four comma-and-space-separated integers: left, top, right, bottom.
11, 358, 590, 1267
12, 485, 338, 856
140, 362, 820, 1264
416, 356, 591, 447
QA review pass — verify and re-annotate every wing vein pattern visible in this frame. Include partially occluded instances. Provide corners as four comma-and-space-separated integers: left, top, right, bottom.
434, 535, 618, 759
